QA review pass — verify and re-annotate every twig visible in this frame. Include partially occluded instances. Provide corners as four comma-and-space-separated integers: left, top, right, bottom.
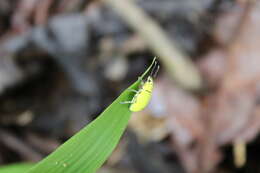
34, 0, 54, 25
0, 129, 42, 162
102, 0, 202, 90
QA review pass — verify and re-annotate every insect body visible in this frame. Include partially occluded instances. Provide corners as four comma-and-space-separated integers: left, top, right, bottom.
129, 76, 153, 112
121, 60, 159, 112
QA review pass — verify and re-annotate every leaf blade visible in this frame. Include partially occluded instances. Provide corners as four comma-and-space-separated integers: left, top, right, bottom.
25, 57, 156, 173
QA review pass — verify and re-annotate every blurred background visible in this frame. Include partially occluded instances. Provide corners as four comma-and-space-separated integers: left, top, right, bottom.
0, 0, 260, 173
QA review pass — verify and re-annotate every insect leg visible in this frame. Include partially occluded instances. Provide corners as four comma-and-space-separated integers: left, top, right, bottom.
120, 101, 134, 104
127, 89, 139, 93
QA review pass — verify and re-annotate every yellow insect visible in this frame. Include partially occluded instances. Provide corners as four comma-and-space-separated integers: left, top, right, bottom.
121, 60, 159, 112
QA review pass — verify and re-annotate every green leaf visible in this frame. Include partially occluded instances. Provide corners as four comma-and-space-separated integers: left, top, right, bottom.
0, 163, 33, 173
25, 57, 157, 173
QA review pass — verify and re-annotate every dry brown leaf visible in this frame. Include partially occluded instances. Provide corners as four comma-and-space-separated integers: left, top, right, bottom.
148, 76, 203, 173
129, 110, 169, 143
198, 49, 227, 87
162, 2, 260, 172
197, 2, 260, 172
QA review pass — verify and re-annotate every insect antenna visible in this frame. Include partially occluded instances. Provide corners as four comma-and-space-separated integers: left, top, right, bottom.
150, 61, 160, 78
143, 57, 159, 80
150, 60, 157, 75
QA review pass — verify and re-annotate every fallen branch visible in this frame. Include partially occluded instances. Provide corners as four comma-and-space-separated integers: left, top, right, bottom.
102, 0, 202, 90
